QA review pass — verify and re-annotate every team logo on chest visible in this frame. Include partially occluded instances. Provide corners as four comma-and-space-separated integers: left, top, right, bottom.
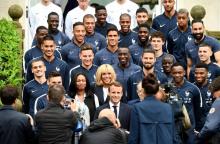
185, 91, 190, 97
56, 67, 60, 72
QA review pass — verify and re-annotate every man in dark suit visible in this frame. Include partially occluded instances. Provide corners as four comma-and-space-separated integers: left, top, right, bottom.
0, 85, 34, 144
94, 81, 131, 130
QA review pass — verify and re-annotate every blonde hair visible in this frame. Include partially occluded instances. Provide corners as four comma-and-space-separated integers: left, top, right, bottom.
95, 64, 116, 86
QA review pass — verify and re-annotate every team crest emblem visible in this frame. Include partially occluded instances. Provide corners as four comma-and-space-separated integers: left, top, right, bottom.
132, 39, 136, 44
56, 67, 60, 72
185, 91, 190, 97
95, 40, 98, 46
207, 91, 211, 97
208, 72, 211, 78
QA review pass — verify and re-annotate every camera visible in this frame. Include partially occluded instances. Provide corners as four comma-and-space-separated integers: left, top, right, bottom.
63, 98, 74, 109
163, 83, 179, 103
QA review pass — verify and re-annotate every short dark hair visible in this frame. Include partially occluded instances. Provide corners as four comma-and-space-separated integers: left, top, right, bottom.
136, 7, 148, 15
138, 23, 150, 31
36, 26, 47, 34
171, 62, 184, 70
209, 76, 220, 93
198, 42, 212, 49
120, 13, 131, 20
95, 5, 106, 12
48, 71, 62, 80
0, 85, 18, 105
142, 48, 155, 57
142, 73, 159, 95
107, 26, 119, 35
48, 85, 65, 104
31, 58, 45, 68
73, 22, 84, 29
195, 63, 208, 71
192, 19, 204, 25
162, 54, 175, 63
83, 14, 95, 22
80, 43, 94, 52
48, 12, 59, 20
41, 35, 55, 44
150, 31, 165, 42
108, 81, 123, 92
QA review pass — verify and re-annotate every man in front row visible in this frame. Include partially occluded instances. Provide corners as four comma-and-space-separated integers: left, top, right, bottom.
35, 84, 78, 144
94, 81, 131, 130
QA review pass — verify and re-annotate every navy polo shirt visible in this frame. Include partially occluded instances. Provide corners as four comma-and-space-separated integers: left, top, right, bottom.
118, 30, 138, 47
95, 22, 117, 37
61, 41, 97, 68
85, 32, 107, 51
113, 62, 141, 96
25, 56, 70, 90
50, 31, 70, 50
69, 64, 98, 86
172, 80, 202, 130
152, 12, 177, 39
128, 39, 151, 66
31, 31, 70, 51
194, 82, 214, 130
185, 36, 220, 65
167, 27, 192, 69
24, 46, 62, 70
127, 69, 168, 100
22, 79, 48, 117
94, 48, 119, 66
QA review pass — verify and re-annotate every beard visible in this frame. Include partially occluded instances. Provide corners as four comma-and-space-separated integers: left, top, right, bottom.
143, 63, 154, 70
192, 33, 204, 41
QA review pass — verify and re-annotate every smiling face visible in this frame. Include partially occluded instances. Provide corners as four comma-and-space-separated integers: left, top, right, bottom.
41, 40, 56, 58
48, 14, 59, 32
171, 65, 185, 85
95, 9, 107, 24
109, 85, 123, 105
73, 25, 86, 43
192, 22, 204, 41
138, 27, 149, 42
76, 74, 87, 91
31, 61, 46, 78
194, 67, 208, 85
101, 71, 112, 85
142, 52, 156, 70
198, 46, 212, 64
80, 49, 94, 67
107, 30, 119, 47
118, 48, 130, 66
119, 15, 131, 33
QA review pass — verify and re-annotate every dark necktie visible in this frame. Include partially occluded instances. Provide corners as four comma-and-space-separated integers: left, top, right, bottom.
113, 105, 117, 118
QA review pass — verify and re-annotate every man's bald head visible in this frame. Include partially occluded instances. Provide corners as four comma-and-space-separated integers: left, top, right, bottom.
98, 109, 120, 128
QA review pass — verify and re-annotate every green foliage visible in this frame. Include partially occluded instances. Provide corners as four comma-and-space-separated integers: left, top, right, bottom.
0, 19, 23, 89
